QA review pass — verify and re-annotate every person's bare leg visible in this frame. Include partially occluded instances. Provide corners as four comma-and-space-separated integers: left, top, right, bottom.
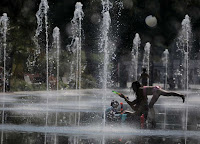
149, 94, 160, 109
148, 108, 156, 128
160, 89, 185, 103
148, 94, 160, 128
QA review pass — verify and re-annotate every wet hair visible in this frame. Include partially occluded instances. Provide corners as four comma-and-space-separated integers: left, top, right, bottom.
131, 81, 142, 101
131, 81, 141, 92
142, 68, 147, 72
111, 100, 119, 107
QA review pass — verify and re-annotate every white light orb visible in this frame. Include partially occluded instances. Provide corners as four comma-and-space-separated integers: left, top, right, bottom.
145, 15, 157, 27
65, 23, 72, 36
91, 13, 101, 24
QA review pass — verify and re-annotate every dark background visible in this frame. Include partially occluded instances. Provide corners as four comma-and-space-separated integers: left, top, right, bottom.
0, 0, 200, 89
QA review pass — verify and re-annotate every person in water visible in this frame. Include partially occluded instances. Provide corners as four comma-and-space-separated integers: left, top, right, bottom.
138, 68, 149, 86
105, 100, 121, 122
119, 81, 185, 128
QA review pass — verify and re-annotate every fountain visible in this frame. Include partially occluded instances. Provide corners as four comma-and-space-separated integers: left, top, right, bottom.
98, 0, 114, 143
176, 14, 192, 130
176, 15, 192, 91
131, 33, 141, 81
67, 37, 79, 88
51, 28, 60, 143
142, 42, 151, 85
0, 13, 8, 93
52, 27, 60, 91
99, 0, 112, 89
67, 3, 84, 133
34, 0, 49, 90
68, 2, 84, 90
33, 0, 50, 143
0, 1, 200, 144
98, 0, 112, 128
0, 12, 8, 144
162, 49, 169, 89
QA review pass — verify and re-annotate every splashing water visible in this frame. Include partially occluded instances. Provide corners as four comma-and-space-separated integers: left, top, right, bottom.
99, 0, 113, 89
0, 13, 8, 93
66, 2, 84, 134
113, 0, 123, 39
142, 42, 151, 85
68, 2, 84, 90
35, 0, 49, 38
26, 0, 49, 71
68, 37, 79, 88
176, 14, 192, 91
52, 27, 60, 91
98, 1, 113, 143
162, 49, 169, 89
52, 26, 60, 144
176, 14, 192, 131
0, 12, 8, 144
99, 0, 112, 127
34, 0, 49, 90
33, 1, 49, 143
131, 33, 141, 81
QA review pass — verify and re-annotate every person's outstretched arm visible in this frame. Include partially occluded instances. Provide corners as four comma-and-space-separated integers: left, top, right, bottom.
119, 93, 138, 111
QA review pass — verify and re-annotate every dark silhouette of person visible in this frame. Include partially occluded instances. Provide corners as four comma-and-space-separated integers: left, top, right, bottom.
118, 81, 185, 128
138, 68, 149, 86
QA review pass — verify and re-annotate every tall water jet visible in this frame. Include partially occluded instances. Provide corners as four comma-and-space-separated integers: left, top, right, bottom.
162, 49, 169, 89
99, 0, 112, 128
52, 27, 60, 91
98, 1, 113, 144
0, 12, 8, 144
176, 15, 192, 130
67, 37, 78, 88
52, 27, 60, 144
176, 15, 192, 91
34, 0, 49, 90
26, 0, 48, 73
131, 33, 141, 81
34, 1, 49, 143
70, 2, 84, 90
0, 13, 8, 93
67, 3, 84, 131
142, 42, 151, 85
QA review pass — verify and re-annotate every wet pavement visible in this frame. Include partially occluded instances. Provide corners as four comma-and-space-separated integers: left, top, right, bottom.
0, 89, 200, 144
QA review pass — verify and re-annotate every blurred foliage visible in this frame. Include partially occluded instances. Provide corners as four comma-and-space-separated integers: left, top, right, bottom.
82, 74, 97, 88
10, 78, 46, 91
0, 0, 200, 90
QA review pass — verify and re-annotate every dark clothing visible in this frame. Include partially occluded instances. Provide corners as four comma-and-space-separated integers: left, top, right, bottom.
139, 73, 149, 86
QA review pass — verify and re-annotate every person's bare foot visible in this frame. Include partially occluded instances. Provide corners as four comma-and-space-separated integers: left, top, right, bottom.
182, 95, 185, 103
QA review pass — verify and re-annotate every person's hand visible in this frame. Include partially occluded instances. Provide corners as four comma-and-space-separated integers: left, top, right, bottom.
119, 93, 125, 98
131, 105, 138, 111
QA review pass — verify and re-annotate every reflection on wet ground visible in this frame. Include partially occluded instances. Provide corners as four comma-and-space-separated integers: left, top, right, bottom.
0, 89, 200, 144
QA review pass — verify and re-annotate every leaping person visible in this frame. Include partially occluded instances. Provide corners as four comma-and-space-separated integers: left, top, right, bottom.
118, 81, 185, 128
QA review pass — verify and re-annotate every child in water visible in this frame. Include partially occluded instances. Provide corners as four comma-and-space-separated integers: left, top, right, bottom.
105, 100, 121, 122
105, 100, 130, 123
